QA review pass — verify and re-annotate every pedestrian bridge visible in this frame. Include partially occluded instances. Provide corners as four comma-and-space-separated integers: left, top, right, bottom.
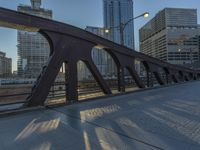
0, 81, 200, 150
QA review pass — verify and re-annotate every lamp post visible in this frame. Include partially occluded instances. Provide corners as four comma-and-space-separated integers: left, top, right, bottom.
105, 12, 149, 46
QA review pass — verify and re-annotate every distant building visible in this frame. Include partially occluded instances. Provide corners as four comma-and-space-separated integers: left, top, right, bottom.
85, 26, 108, 38
0, 51, 12, 78
140, 8, 199, 66
17, 0, 52, 78
80, 0, 135, 80
77, 26, 117, 81
103, 0, 134, 49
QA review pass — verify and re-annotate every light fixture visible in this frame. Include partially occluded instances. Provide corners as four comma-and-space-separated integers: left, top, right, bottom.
105, 29, 110, 33
143, 12, 150, 18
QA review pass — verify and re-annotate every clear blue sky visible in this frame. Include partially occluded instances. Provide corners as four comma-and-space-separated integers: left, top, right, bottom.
0, 0, 200, 71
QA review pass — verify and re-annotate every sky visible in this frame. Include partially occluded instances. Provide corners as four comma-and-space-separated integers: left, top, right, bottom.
0, 0, 200, 71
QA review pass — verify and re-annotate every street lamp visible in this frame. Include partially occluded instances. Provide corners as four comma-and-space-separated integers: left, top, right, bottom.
104, 12, 149, 46
104, 29, 110, 34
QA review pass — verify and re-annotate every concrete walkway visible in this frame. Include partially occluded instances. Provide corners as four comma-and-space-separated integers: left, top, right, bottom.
0, 81, 200, 150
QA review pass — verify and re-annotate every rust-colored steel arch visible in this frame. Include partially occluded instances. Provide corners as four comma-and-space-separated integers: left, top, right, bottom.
0, 7, 199, 107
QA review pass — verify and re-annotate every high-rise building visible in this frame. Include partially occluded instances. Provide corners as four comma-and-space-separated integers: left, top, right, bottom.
103, 0, 134, 49
79, 0, 135, 80
17, 0, 52, 78
78, 26, 117, 80
0, 51, 12, 78
80, 0, 135, 80
85, 26, 108, 38
140, 8, 199, 66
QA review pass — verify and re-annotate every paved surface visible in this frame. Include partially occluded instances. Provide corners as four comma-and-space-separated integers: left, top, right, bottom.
0, 81, 200, 150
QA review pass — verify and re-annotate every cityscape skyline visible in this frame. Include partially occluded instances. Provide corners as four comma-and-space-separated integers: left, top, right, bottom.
0, 0, 200, 71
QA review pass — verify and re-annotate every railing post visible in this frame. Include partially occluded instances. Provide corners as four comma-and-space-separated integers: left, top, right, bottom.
166, 73, 169, 84
126, 66, 145, 88
147, 70, 150, 87
153, 71, 165, 85
147, 71, 154, 87
86, 60, 112, 95
150, 72, 154, 87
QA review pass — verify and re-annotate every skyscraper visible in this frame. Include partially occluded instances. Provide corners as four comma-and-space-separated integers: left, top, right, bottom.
103, 0, 134, 49
77, 26, 117, 81
17, 0, 52, 78
79, 0, 135, 80
140, 8, 199, 66
85, 27, 109, 79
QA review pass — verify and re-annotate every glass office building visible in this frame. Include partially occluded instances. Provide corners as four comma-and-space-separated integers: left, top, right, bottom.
103, 0, 134, 49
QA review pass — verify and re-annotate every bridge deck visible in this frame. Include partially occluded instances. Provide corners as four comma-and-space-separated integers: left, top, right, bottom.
0, 81, 200, 150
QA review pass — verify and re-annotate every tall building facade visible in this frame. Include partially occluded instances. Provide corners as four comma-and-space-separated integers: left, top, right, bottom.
78, 26, 117, 80
17, 0, 52, 78
103, 0, 134, 49
140, 8, 199, 66
79, 0, 135, 80
0, 51, 12, 78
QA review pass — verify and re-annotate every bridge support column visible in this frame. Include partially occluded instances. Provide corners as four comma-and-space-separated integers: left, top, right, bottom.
146, 70, 150, 87
166, 73, 169, 84
146, 71, 154, 87
65, 61, 78, 104
153, 71, 165, 85
150, 72, 154, 87
26, 52, 65, 106
171, 74, 179, 83
117, 67, 125, 92
85, 60, 112, 95
126, 67, 145, 88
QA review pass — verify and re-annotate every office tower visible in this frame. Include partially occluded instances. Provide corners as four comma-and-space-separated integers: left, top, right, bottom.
140, 8, 199, 66
103, 0, 134, 49
0, 51, 12, 78
17, 0, 52, 78
77, 26, 117, 80
81, 0, 135, 80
